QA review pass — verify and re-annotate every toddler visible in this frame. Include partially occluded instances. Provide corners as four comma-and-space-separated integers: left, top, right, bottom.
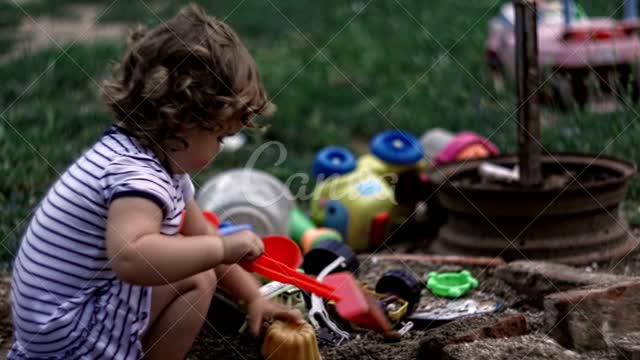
9, 4, 303, 359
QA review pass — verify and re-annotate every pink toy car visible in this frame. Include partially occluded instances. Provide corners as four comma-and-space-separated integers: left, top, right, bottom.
486, 0, 640, 110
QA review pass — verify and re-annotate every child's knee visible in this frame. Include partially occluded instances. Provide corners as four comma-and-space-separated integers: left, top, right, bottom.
194, 269, 217, 296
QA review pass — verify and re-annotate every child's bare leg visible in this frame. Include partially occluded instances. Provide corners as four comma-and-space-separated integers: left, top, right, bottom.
143, 269, 217, 359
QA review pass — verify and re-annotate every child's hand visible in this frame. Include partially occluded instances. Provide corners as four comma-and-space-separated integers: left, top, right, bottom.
246, 297, 305, 336
220, 230, 264, 264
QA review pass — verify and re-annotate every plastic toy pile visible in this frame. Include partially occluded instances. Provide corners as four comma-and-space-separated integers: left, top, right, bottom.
206, 214, 503, 348
195, 128, 505, 352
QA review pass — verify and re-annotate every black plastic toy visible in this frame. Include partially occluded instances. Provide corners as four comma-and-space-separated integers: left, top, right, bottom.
303, 240, 359, 276
375, 269, 422, 314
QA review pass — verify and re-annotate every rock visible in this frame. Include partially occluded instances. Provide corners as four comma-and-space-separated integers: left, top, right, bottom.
417, 313, 527, 359
544, 280, 640, 351
496, 260, 635, 307
441, 334, 580, 360
613, 332, 640, 360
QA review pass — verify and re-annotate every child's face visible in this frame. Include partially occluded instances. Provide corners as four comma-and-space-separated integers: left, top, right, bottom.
176, 119, 245, 172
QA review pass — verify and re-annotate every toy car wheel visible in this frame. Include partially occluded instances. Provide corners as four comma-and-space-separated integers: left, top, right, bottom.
303, 240, 359, 276
375, 269, 422, 314
370, 130, 423, 165
312, 146, 356, 179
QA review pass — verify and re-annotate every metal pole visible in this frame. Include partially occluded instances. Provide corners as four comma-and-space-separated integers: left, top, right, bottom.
563, 0, 573, 26
625, 0, 638, 20
515, 0, 542, 186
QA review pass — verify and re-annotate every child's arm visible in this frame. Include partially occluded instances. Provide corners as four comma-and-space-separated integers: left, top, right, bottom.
181, 200, 303, 335
105, 197, 263, 286
180, 200, 261, 304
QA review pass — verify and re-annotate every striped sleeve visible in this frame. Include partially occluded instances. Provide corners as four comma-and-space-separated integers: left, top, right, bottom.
101, 154, 175, 217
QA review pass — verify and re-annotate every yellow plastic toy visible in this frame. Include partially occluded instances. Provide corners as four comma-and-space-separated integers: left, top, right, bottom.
310, 163, 395, 252
362, 284, 409, 325
310, 130, 426, 251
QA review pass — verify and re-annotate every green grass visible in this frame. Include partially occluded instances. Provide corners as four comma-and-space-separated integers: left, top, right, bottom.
1, 0, 639, 261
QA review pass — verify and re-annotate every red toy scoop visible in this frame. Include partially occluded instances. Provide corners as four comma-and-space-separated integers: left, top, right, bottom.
203, 212, 338, 300
261, 235, 303, 269
244, 236, 392, 334
242, 235, 341, 302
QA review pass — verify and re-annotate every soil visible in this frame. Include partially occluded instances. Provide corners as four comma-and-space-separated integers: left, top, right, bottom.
0, 229, 638, 359
188, 228, 640, 359
187, 258, 524, 360
187, 234, 640, 360
442, 334, 582, 360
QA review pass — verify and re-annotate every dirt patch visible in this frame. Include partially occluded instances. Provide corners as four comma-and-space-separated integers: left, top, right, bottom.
188, 260, 521, 360
1, 4, 128, 63
2, 243, 640, 359
188, 250, 640, 359
442, 334, 581, 360
190, 321, 424, 360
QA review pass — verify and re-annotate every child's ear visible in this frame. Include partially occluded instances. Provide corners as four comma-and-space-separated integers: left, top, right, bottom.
142, 66, 170, 100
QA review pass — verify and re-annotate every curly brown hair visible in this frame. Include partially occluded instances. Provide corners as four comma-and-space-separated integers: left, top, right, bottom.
101, 4, 274, 158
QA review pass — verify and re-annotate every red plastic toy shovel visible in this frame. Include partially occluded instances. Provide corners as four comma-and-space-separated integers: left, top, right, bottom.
205, 213, 393, 334
241, 235, 341, 302
201, 212, 338, 300
243, 236, 392, 334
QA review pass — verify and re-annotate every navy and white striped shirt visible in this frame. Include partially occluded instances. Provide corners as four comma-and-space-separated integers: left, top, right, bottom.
9, 126, 194, 359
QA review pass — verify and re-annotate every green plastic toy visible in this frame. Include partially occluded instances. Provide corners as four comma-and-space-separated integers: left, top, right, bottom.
426, 270, 479, 298
289, 208, 343, 253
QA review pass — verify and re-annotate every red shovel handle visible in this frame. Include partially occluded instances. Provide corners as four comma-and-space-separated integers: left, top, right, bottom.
242, 256, 341, 302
